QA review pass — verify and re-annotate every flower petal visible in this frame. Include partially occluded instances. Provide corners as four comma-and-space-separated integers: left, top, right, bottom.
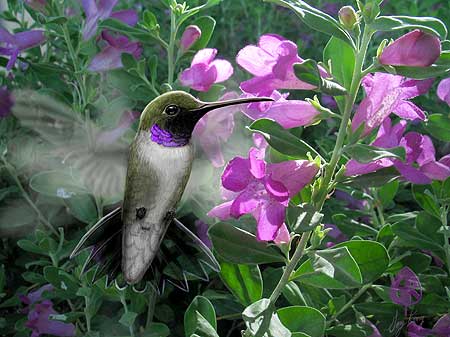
248, 147, 266, 179
236, 45, 276, 76
264, 175, 289, 202
192, 48, 217, 65
180, 25, 202, 51
393, 160, 432, 185
394, 101, 425, 121
221, 157, 252, 192
14, 30, 45, 50
230, 188, 263, 218
0, 27, 14, 44
179, 63, 217, 92
258, 34, 285, 55
437, 78, 450, 105
420, 161, 450, 181
88, 46, 123, 72
97, 0, 118, 18
207, 201, 233, 220
267, 160, 319, 197
210, 59, 233, 83
255, 201, 286, 241
372, 118, 406, 148
345, 159, 393, 176
273, 223, 290, 244
110, 10, 139, 26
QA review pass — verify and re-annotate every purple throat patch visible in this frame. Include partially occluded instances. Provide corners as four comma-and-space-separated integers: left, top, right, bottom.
150, 124, 189, 147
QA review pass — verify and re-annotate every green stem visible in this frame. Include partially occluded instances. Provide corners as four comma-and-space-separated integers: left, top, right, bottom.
120, 293, 136, 337
167, 11, 178, 86
327, 283, 371, 326
265, 25, 373, 309
441, 206, 450, 275
145, 287, 158, 329
84, 296, 91, 332
2, 158, 58, 236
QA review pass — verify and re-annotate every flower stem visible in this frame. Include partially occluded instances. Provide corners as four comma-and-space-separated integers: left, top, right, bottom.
167, 11, 178, 86
327, 283, 372, 326
2, 157, 58, 236
266, 25, 373, 309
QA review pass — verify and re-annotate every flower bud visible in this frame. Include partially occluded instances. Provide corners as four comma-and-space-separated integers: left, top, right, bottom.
358, 1, 380, 23
180, 25, 202, 51
338, 6, 358, 30
379, 30, 441, 67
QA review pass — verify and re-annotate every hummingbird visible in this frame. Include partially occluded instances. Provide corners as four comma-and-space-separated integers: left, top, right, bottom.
70, 91, 272, 289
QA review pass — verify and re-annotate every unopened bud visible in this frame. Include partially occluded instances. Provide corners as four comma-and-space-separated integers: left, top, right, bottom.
180, 25, 202, 51
338, 6, 358, 30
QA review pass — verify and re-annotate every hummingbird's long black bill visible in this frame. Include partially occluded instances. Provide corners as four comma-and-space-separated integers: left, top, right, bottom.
192, 96, 274, 116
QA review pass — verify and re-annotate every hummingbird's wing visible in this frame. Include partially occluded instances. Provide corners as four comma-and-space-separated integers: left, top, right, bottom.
70, 207, 219, 293
11, 90, 134, 204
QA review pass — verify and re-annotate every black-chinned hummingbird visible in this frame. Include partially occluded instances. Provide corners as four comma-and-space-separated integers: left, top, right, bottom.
71, 91, 272, 287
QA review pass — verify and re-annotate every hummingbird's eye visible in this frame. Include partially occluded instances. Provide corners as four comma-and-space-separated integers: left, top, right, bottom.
164, 104, 181, 116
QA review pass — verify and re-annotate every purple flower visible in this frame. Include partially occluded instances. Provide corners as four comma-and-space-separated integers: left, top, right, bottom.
437, 78, 450, 105
389, 267, 422, 307
180, 25, 201, 51
379, 30, 441, 67
0, 86, 14, 118
19, 284, 54, 310
19, 284, 75, 337
322, 94, 337, 110
26, 300, 75, 337
88, 31, 142, 72
0, 28, 45, 71
321, 2, 339, 16
208, 147, 318, 241
352, 73, 433, 136
334, 190, 368, 210
236, 34, 327, 96
240, 90, 321, 129
195, 220, 212, 248
180, 48, 233, 92
81, 0, 138, 40
192, 92, 238, 167
408, 314, 450, 337
346, 118, 450, 184
324, 224, 348, 248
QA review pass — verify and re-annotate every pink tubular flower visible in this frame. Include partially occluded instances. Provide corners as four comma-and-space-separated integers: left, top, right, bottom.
324, 224, 348, 248
408, 315, 450, 337
389, 267, 422, 308
237, 34, 327, 96
180, 48, 233, 92
88, 31, 142, 72
0, 28, 45, 71
346, 118, 450, 184
208, 147, 318, 241
180, 25, 201, 51
380, 30, 441, 67
437, 78, 450, 105
352, 73, 433, 136
241, 90, 321, 128
193, 92, 239, 167
26, 301, 75, 337
81, 0, 138, 40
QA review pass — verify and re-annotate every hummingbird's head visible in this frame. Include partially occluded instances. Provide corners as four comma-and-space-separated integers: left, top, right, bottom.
139, 91, 273, 147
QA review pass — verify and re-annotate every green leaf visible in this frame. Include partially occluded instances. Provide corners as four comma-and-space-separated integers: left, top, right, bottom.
219, 261, 262, 306
344, 144, 405, 163
389, 64, 450, 79
184, 296, 216, 337
425, 114, 450, 142
294, 61, 347, 96
119, 311, 138, 327
334, 240, 389, 283
209, 223, 285, 264
43, 266, 79, 299
323, 37, 356, 91
29, 170, 88, 198
99, 19, 163, 46
142, 323, 170, 337
177, 0, 222, 27
242, 299, 291, 337
264, 0, 355, 49
142, 10, 160, 32
277, 306, 326, 337
190, 16, 216, 50
378, 180, 399, 206
191, 312, 219, 337
391, 222, 444, 252
291, 247, 362, 288
344, 167, 400, 188
290, 203, 324, 233
248, 119, 321, 160
372, 15, 447, 39
412, 185, 440, 218
0, 199, 36, 237
17, 239, 47, 255
64, 194, 98, 224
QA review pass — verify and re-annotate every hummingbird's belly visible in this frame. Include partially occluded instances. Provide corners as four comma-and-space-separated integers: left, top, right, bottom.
121, 131, 193, 283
